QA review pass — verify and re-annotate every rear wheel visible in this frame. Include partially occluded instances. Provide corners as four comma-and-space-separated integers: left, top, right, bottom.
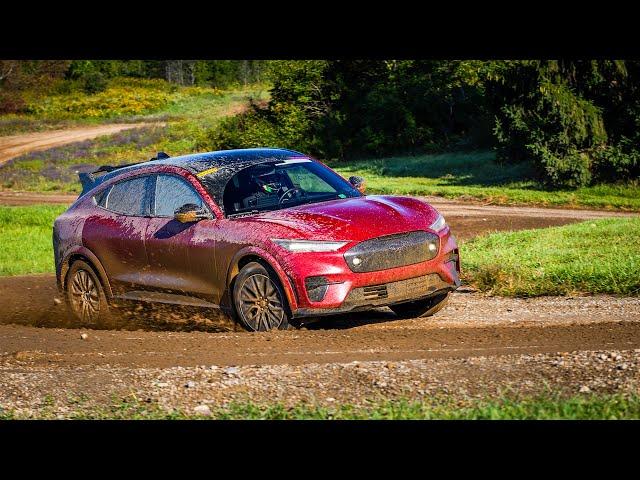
389, 292, 450, 319
65, 260, 111, 327
233, 262, 291, 331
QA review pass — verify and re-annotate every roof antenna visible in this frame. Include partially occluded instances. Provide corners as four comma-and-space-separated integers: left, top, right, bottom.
150, 151, 170, 161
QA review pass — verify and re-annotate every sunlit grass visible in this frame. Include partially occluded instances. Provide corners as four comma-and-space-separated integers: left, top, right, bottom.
462, 217, 640, 296
0, 205, 66, 276
4, 393, 640, 420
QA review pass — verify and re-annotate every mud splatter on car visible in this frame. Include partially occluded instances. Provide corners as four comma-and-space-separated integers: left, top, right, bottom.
53, 148, 460, 331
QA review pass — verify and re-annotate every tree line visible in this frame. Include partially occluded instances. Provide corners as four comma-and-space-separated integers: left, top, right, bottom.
2, 60, 639, 187
206, 60, 640, 187
0, 60, 269, 103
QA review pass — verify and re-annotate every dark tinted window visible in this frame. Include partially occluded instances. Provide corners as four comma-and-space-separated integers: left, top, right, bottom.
154, 174, 203, 217
103, 176, 151, 216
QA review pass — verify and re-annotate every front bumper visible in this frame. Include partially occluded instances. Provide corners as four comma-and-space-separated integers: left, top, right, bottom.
295, 272, 458, 317
278, 227, 460, 318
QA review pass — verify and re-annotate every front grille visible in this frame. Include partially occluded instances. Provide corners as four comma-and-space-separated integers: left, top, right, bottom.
363, 284, 388, 300
344, 230, 439, 273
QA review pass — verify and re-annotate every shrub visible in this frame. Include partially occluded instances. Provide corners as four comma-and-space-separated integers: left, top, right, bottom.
529, 145, 593, 188
82, 71, 107, 94
108, 77, 175, 92
0, 91, 26, 113
203, 102, 314, 153
592, 140, 640, 182
490, 71, 607, 188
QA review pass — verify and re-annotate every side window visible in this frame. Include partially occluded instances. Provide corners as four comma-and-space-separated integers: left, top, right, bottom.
154, 174, 204, 217
102, 176, 152, 216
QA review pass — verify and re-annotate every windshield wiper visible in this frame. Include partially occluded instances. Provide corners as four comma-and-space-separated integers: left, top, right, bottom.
294, 193, 345, 206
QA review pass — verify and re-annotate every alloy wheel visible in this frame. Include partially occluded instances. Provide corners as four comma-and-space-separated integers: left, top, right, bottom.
238, 274, 285, 331
69, 269, 100, 323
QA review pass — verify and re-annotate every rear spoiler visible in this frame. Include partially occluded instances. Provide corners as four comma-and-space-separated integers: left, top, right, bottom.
77, 152, 170, 197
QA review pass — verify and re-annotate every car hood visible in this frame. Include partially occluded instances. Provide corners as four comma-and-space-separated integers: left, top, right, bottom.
239, 195, 440, 241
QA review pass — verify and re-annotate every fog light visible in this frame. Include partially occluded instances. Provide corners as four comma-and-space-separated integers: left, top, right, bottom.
352, 257, 362, 266
305, 276, 330, 302
428, 242, 437, 252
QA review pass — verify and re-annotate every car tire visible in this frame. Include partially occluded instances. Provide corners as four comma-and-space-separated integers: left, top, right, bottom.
65, 260, 112, 327
233, 261, 291, 332
389, 292, 450, 319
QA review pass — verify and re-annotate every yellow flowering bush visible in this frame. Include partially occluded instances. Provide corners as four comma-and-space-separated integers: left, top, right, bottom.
27, 85, 171, 118
20, 76, 228, 121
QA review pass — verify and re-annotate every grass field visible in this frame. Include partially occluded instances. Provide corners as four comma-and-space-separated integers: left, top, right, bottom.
3, 393, 639, 419
0, 205, 66, 276
1, 206, 638, 299
332, 151, 640, 211
462, 217, 640, 296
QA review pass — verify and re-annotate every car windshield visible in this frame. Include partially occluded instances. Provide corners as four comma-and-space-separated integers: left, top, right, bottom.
222, 159, 361, 217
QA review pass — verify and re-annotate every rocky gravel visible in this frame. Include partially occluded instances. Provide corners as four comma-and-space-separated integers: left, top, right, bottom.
1, 349, 639, 418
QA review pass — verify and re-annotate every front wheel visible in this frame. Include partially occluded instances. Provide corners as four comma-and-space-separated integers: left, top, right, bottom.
233, 262, 291, 331
389, 292, 450, 319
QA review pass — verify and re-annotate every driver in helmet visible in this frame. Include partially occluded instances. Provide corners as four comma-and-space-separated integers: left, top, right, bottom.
241, 165, 292, 209
251, 166, 286, 196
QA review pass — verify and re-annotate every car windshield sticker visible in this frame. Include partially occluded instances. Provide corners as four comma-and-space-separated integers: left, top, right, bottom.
196, 166, 220, 178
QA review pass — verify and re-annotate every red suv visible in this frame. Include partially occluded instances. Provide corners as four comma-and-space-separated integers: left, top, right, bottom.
53, 148, 460, 331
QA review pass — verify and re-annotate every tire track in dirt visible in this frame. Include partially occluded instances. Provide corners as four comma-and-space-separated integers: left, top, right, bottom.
1, 307, 639, 367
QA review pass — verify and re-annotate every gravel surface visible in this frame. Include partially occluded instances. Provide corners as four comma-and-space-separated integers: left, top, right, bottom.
1, 349, 639, 418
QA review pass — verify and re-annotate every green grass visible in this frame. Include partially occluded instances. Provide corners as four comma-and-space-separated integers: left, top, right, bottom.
0, 205, 66, 276
462, 217, 640, 296
332, 151, 640, 211
4, 393, 640, 420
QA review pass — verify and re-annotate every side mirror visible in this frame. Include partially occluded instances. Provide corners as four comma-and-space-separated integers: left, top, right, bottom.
174, 203, 211, 223
349, 175, 366, 194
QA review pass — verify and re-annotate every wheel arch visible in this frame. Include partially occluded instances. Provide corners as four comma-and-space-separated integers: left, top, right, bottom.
59, 247, 113, 299
225, 247, 298, 313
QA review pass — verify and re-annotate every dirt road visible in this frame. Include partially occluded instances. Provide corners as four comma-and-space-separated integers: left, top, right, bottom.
1, 237, 638, 418
2, 294, 639, 368
0, 123, 160, 167
1, 293, 639, 417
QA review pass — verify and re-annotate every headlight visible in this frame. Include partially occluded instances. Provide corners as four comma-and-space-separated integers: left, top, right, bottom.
429, 213, 446, 232
272, 239, 349, 252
